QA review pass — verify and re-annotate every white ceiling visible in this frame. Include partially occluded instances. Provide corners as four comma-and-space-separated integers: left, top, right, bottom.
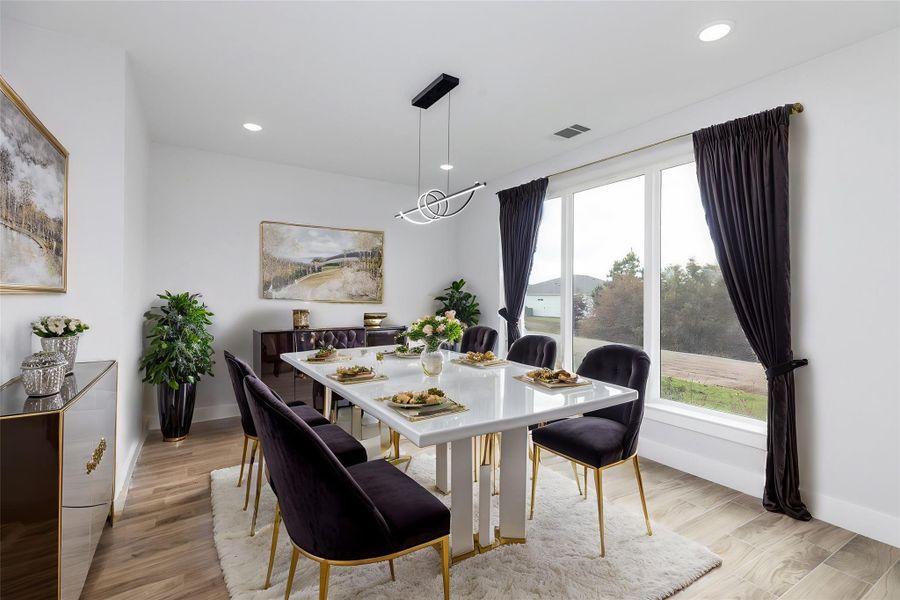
5, 1, 898, 190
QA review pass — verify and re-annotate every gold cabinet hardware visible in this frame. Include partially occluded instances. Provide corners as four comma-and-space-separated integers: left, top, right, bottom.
85, 437, 107, 474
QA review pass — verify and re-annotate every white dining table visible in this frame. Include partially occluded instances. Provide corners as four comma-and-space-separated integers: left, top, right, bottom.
281, 346, 638, 561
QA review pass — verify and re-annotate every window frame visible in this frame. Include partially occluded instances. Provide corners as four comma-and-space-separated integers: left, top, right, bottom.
531, 140, 766, 435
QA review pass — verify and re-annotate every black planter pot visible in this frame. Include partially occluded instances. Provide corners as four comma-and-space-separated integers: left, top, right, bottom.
157, 383, 196, 442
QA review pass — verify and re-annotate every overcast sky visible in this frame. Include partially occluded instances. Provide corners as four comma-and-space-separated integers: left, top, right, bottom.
529, 161, 718, 284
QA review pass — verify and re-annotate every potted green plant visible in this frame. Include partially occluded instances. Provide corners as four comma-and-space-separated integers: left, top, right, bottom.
435, 279, 480, 327
139, 291, 215, 442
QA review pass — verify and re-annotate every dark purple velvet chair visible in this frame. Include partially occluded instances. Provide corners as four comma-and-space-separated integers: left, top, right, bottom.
224, 351, 367, 537
244, 377, 450, 600
507, 334, 557, 369
530, 344, 653, 557
460, 325, 498, 354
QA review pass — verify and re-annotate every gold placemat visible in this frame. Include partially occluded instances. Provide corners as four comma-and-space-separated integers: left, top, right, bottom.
451, 358, 509, 369
377, 397, 468, 421
305, 353, 352, 363
513, 374, 593, 389
325, 373, 388, 385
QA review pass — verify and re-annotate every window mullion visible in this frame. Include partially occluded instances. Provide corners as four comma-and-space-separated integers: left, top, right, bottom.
561, 190, 575, 371
645, 167, 662, 402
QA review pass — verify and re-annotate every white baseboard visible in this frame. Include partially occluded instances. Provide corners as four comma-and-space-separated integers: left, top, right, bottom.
806, 489, 900, 548
146, 403, 241, 431
639, 436, 900, 548
638, 436, 765, 498
113, 424, 147, 519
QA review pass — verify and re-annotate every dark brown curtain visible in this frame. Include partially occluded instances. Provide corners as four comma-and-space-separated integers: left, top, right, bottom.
498, 178, 549, 346
693, 106, 810, 520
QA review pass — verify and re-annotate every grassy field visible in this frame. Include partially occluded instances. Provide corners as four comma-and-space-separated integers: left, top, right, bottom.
661, 376, 767, 420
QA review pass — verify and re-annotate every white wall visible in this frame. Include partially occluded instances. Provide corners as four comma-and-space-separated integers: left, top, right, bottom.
118, 56, 150, 511
0, 18, 148, 509
455, 29, 900, 546
145, 144, 458, 422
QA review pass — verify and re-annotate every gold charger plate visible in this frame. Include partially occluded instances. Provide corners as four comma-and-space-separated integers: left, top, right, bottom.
514, 374, 593, 389
306, 353, 352, 363
376, 396, 468, 421
452, 358, 509, 369
326, 373, 387, 385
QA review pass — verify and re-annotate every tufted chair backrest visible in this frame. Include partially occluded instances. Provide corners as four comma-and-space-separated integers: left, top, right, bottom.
576, 344, 651, 458
507, 335, 557, 369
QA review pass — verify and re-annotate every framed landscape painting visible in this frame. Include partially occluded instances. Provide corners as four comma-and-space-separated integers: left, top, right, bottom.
0, 77, 68, 293
260, 221, 384, 303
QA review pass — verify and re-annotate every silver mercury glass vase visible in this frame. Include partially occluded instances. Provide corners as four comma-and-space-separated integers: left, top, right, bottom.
40, 334, 80, 374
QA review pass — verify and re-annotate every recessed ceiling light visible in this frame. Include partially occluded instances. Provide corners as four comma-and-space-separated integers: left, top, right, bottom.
698, 21, 732, 42
243, 122, 263, 132
440, 164, 454, 170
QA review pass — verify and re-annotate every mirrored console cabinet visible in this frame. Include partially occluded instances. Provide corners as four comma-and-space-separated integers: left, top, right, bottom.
0, 361, 118, 600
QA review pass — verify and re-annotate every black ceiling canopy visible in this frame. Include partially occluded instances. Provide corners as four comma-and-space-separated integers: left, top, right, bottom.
411, 73, 459, 109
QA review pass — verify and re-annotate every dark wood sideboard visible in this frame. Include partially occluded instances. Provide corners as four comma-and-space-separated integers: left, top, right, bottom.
0, 360, 118, 600
253, 326, 405, 410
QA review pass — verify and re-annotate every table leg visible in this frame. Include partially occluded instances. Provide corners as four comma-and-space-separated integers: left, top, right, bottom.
351, 405, 363, 439
323, 387, 333, 422
477, 434, 495, 549
436, 442, 450, 494
498, 426, 527, 542
450, 437, 475, 560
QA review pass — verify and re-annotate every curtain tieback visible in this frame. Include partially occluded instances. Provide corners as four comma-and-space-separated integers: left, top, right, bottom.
765, 358, 809, 380
498, 308, 516, 324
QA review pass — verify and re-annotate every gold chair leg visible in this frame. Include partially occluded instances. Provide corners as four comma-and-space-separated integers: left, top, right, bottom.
388, 558, 395, 581
391, 430, 401, 460
265, 502, 281, 589
440, 537, 450, 600
319, 561, 331, 600
250, 446, 264, 536
584, 466, 588, 499
237, 435, 249, 487
593, 467, 605, 557
244, 440, 258, 510
633, 455, 653, 536
284, 547, 299, 600
529, 446, 541, 520
571, 461, 583, 496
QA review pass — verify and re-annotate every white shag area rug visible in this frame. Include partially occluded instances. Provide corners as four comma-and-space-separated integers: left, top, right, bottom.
210, 456, 720, 600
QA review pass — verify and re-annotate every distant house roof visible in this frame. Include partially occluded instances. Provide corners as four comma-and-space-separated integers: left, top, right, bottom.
527, 274, 604, 296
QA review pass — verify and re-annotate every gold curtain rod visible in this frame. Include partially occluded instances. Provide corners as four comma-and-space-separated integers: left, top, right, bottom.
548, 102, 804, 180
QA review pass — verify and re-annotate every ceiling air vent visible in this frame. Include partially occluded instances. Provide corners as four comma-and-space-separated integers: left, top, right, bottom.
554, 124, 591, 139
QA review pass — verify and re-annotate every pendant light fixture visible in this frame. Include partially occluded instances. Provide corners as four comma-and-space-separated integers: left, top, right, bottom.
395, 73, 486, 224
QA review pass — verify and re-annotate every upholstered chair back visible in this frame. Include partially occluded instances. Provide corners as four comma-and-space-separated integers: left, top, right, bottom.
224, 350, 258, 437
460, 326, 499, 354
576, 344, 651, 458
243, 376, 393, 561
507, 335, 557, 369
297, 328, 366, 351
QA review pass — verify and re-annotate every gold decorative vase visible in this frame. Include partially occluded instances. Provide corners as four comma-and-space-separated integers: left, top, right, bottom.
292, 309, 310, 329
364, 312, 387, 328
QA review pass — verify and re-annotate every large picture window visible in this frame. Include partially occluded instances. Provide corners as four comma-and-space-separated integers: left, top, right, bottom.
523, 151, 765, 421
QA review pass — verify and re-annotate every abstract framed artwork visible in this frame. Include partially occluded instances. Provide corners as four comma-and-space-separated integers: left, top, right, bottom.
0, 76, 68, 293
260, 221, 384, 303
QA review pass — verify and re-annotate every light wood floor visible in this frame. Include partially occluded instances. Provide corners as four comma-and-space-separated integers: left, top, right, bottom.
83, 417, 899, 600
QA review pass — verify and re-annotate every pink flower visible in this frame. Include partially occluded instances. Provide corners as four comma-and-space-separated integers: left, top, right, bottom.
437, 323, 446, 333
445, 310, 456, 319
423, 324, 434, 335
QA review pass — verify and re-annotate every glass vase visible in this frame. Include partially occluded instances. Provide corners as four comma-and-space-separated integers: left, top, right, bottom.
420, 346, 444, 377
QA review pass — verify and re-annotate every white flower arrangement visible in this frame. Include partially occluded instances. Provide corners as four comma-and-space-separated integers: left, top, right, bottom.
405, 311, 463, 352
32, 316, 90, 338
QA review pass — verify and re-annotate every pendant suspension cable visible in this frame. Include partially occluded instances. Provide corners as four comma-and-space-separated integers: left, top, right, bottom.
446, 92, 451, 192
417, 110, 422, 197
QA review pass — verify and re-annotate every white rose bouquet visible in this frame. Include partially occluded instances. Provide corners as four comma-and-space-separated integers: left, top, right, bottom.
405, 311, 464, 352
32, 316, 90, 338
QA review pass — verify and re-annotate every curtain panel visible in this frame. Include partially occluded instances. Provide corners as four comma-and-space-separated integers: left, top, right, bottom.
693, 106, 810, 520
497, 178, 549, 347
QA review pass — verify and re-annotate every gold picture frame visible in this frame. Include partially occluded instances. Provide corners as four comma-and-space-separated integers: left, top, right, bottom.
259, 220, 384, 303
0, 76, 69, 293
